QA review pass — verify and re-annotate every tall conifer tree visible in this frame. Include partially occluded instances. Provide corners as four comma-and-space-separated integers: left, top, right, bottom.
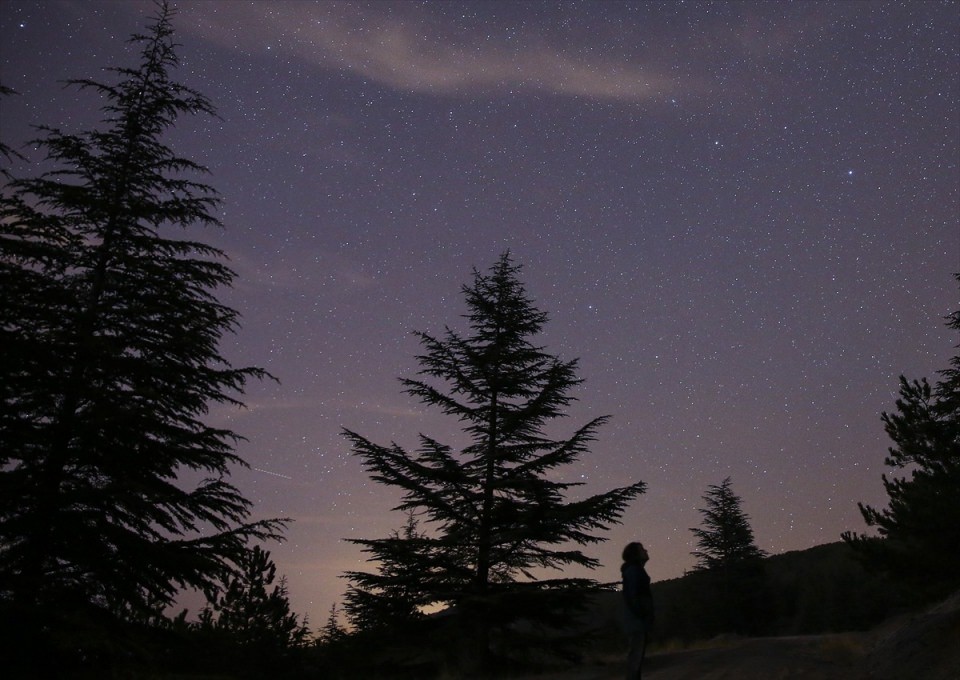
0, 0, 283, 641
344, 253, 645, 665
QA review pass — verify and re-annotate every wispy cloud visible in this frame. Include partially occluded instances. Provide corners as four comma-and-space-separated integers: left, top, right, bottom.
178, 1, 686, 101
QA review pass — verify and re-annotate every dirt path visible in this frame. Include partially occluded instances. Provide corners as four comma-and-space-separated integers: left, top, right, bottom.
523, 632, 873, 680
641, 634, 871, 679
520, 591, 960, 680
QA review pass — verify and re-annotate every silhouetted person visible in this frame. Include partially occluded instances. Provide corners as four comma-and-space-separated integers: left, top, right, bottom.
621, 541, 654, 680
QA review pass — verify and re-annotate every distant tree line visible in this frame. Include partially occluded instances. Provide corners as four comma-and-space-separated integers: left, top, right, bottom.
646, 541, 909, 646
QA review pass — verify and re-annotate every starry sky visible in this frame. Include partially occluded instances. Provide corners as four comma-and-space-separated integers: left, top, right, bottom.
1, 0, 957, 627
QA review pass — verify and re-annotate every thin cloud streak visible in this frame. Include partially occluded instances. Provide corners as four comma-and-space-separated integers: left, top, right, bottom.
178, 1, 685, 101
313, 23, 680, 100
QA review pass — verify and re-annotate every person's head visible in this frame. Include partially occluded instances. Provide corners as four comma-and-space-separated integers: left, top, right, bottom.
622, 541, 649, 565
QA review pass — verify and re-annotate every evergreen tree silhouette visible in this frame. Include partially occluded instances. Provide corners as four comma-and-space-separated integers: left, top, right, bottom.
343, 511, 429, 632
317, 603, 348, 645
690, 477, 766, 571
843, 273, 960, 601
0, 1, 284, 668
199, 545, 310, 650
343, 253, 645, 669
689, 477, 768, 634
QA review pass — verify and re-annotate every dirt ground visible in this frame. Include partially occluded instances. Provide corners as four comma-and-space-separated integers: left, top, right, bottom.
520, 590, 960, 680
522, 633, 869, 680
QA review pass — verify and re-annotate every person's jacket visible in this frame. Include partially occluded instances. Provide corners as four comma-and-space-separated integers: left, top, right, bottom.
622, 561, 655, 623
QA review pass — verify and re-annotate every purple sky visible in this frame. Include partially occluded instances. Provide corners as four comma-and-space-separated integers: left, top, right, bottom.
2, 0, 957, 628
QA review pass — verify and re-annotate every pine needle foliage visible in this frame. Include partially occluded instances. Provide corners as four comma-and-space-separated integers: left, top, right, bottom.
843, 273, 960, 600
0, 0, 284, 631
343, 511, 430, 632
0, 84, 26, 166
317, 603, 348, 645
198, 545, 310, 650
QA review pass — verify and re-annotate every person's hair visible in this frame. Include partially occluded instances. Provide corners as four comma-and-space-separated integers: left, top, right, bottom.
622, 541, 645, 563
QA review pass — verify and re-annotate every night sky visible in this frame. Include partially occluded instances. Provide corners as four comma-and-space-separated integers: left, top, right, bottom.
2, 0, 957, 627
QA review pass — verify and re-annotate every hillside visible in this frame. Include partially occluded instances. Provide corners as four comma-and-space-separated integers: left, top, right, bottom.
575, 541, 909, 651
316, 542, 953, 679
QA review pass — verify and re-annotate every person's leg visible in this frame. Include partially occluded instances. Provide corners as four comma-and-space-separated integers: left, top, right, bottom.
625, 628, 646, 680
638, 627, 648, 678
